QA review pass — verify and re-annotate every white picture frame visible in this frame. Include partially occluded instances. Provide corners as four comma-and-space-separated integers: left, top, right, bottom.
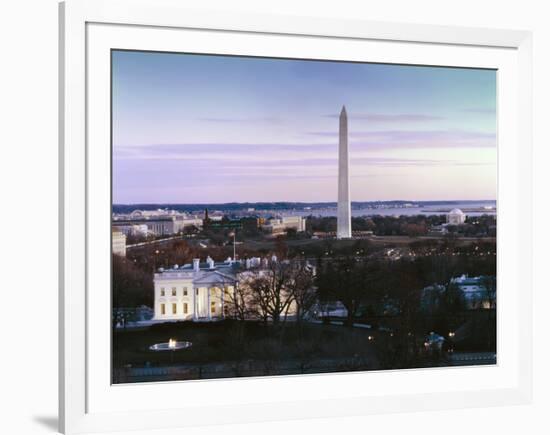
59, 0, 533, 433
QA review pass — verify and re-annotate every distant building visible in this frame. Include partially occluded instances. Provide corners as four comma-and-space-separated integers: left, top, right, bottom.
241, 217, 261, 231
115, 224, 149, 237
420, 275, 496, 311
261, 216, 306, 234
428, 224, 448, 236
112, 209, 202, 235
451, 275, 496, 309
112, 229, 126, 257
447, 208, 466, 225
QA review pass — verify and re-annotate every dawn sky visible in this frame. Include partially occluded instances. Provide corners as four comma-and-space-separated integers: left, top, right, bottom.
112, 50, 497, 204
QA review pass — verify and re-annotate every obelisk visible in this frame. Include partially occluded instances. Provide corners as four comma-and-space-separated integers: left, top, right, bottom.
337, 105, 351, 239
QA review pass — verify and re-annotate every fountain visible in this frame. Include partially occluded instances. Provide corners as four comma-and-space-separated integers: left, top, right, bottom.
149, 338, 192, 351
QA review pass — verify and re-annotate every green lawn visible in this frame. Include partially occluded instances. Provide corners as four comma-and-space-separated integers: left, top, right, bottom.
112, 320, 382, 382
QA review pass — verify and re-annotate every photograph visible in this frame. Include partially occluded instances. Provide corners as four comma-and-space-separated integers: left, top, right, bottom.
111, 50, 497, 384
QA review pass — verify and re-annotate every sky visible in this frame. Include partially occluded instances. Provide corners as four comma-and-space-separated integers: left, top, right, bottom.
112, 50, 497, 204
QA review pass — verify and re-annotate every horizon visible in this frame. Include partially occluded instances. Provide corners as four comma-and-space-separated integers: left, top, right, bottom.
112, 199, 497, 207
113, 51, 497, 204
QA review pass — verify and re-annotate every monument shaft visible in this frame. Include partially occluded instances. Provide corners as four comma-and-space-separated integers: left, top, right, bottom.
337, 106, 351, 238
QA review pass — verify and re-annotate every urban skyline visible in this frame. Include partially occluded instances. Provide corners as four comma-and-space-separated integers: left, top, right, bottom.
112, 50, 497, 204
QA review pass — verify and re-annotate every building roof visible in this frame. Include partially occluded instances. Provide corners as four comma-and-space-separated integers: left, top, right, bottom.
449, 208, 465, 215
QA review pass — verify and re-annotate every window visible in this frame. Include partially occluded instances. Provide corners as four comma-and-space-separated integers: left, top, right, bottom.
183, 303, 188, 314
160, 287, 165, 296
211, 301, 216, 314
196, 288, 199, 295
160, 304, 165, 315
183, 287, 188, 296
172, 303, 177, 314
172, 287, 177, 296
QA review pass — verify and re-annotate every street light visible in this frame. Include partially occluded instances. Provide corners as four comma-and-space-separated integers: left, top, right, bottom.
228, 231, 236, 260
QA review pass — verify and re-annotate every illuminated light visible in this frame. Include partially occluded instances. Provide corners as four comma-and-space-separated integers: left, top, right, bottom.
168, 338, 177, 349
368, 335, 374, 341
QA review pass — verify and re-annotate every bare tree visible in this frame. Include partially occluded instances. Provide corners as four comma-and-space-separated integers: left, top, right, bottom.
480, 275, 496, 309
246, 261, 295, 324
287, 262, 316, 322
317, 257, 380, 326
225, 275, 256, 320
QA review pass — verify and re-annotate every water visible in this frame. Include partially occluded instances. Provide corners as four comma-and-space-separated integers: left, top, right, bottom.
283, 201, 497, 218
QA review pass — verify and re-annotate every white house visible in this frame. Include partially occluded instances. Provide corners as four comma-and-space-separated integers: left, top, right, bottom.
153, 256, 309, 322
153, 257, 237, 321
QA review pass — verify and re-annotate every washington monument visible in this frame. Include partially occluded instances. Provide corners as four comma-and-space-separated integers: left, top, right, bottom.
337, 106, 352, 239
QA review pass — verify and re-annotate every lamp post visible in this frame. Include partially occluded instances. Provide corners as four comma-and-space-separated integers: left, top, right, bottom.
229, 231, 237, 261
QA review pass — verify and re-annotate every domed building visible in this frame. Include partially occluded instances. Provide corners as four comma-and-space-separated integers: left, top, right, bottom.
447, 208, 466, 225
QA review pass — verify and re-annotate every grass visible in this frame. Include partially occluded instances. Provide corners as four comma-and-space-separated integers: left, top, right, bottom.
112, 320, 385, 383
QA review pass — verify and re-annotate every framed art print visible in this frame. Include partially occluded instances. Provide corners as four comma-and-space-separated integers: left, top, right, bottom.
59, 0, 533, 433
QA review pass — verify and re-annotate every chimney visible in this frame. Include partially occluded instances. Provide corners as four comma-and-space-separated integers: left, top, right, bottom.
207, 256, 214, 269
193, 258, 200, 272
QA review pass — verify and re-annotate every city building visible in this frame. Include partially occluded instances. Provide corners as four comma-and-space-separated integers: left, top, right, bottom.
115, 223, 149, 237
451, 275, 496, 309
337, 105, 352, 238
153, 256, 305, 322
261, 216, 306, 235
428, 224, 448, 236
153, 257, 237, 321
112, 229, 127, 257
112, 209, 202, 235
420, 275, 496, 311
447, 208, 466, 225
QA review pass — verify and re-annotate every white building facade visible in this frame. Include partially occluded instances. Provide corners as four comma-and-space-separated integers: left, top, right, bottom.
261, 216, 306, 234
153, 257, 236, 321
153, 256, 307, 322
112, 230, 127, 257
447, 208, 466, 225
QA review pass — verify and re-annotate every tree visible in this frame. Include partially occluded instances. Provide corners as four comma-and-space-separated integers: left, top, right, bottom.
479, 275, 497, 309
225, 276, 256, 321
317, 257, 380, 326
287, 262, 316, 322
112, 254, 153, 324
245, 261, 295, 324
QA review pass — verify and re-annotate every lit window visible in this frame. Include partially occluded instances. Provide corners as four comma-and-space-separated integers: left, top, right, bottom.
183, 303, 188, 314
172, 287, 177, 296
172, 303, 177, 314
211, 301, 216, 313
160, 304, 165, 315
160, 287, 165, 296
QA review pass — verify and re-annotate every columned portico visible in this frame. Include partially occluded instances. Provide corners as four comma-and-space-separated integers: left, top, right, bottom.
207, 287, 211, 320
153, 260, 237, 322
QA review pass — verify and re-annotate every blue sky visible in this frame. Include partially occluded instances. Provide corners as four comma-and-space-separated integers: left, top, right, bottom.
112, 50, 497, 204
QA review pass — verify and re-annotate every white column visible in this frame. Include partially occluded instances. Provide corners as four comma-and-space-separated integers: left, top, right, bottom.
193, 287, 197, 320
221, 287, 225, 319
207, 287, 211, 320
